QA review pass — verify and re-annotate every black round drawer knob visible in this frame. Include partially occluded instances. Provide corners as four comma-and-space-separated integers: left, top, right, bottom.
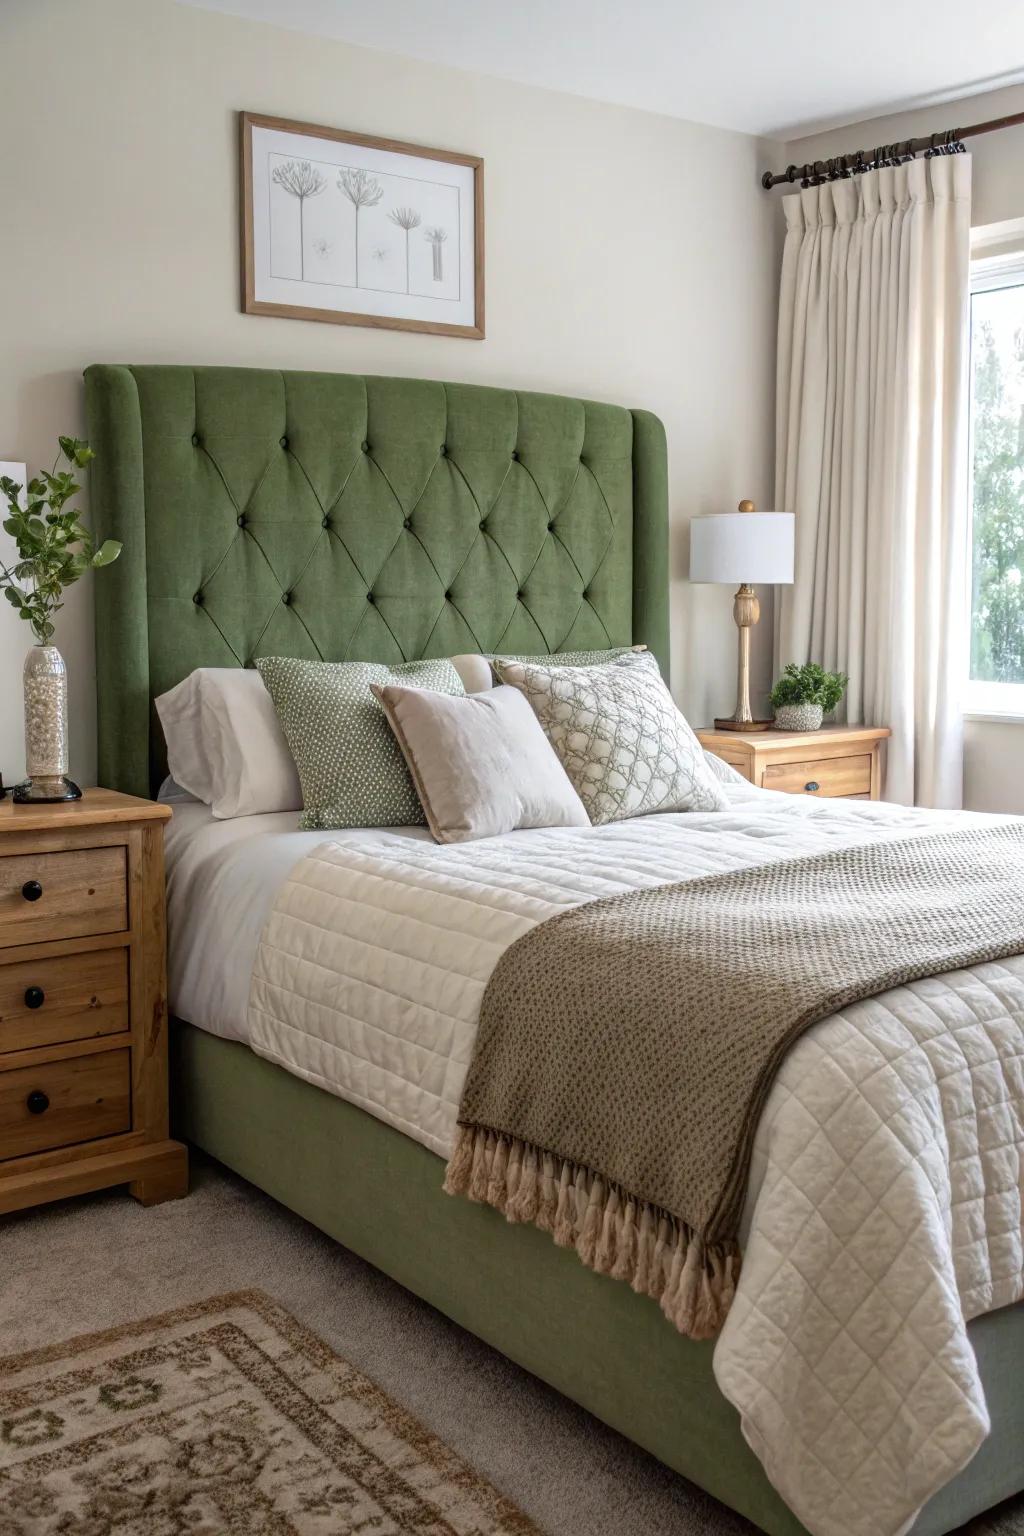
26, 1090, 49, 1115
804, 781, 820, 793
24, 986, 45, 1010
21, 880, 43, 902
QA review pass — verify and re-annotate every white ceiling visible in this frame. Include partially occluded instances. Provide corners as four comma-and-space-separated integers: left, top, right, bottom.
176, 0, 1024, 139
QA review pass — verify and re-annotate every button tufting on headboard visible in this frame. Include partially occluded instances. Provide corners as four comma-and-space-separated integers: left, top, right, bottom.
85, 365, 668, 795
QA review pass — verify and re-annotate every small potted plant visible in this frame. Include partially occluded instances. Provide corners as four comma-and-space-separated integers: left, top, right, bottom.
770, 662, 848, 732
0, 439, 121, 802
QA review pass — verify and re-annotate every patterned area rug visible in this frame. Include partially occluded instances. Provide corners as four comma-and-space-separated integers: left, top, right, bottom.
0, 1289, 538, 1534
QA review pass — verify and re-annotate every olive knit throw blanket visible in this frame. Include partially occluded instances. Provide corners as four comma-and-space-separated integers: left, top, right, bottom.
444, 824, 1024, 1339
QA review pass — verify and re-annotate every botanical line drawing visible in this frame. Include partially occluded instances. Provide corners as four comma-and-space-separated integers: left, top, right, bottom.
337, 167, 383, 288
312, 237, 333, 260
271, 159, 327, 280
424, 227, 447, 282
372, 246, 389, 263
388, 206, 422, 293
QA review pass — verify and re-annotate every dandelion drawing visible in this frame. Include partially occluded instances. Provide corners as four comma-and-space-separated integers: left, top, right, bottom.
337, 167, 383, 288
423, 226, 447, 282
388, 206, 422, 293
271, 159, 327, 281
371, 246, 389, 262
312, 237, 333, 260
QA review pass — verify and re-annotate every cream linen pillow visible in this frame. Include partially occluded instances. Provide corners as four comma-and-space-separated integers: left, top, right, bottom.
371, 682, 589, 843
493, 651, 728, 824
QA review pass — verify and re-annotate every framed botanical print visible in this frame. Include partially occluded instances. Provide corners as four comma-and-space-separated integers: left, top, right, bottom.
241, 112, 484, 339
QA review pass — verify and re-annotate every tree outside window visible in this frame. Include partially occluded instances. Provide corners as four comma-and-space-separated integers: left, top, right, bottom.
969, 277, 1024, 686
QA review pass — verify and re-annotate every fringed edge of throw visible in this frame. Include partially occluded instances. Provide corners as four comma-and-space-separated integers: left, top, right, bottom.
443, 1125, 740, 1340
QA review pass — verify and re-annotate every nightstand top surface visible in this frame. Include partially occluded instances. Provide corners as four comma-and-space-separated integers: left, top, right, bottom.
696, 724, 890, 750
0, 786, 171, 834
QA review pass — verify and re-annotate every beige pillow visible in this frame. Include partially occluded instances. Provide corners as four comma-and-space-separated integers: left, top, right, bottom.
371, 683, 589, 843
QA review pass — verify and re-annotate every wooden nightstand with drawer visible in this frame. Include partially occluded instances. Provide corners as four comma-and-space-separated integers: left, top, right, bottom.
0, 789, 187, 1215
696, 724, 891, 800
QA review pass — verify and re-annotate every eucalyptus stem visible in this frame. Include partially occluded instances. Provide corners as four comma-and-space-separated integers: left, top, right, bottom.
0, 437, 122, 646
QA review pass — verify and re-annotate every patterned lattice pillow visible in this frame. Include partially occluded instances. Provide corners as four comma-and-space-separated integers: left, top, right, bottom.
256, 656, 464, 830
493, 652, 728, 824
453, 646, 646, 695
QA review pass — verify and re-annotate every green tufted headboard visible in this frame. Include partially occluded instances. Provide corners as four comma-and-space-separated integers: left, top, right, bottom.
85, 365, 669, 798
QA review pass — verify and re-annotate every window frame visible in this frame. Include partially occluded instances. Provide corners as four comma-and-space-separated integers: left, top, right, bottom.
963, 238, 1024, 721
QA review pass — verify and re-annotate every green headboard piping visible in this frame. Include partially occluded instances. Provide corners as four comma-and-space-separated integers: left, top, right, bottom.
85, 365, 669, 797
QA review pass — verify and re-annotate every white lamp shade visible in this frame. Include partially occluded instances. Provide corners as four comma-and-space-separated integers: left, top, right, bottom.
689, 511, 795, 586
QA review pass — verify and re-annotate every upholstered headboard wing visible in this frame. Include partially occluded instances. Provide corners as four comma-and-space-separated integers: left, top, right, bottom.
85, 365, 669, 797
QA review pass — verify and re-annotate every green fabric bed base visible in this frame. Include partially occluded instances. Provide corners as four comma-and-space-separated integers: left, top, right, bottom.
171, 1022, 1024, 1536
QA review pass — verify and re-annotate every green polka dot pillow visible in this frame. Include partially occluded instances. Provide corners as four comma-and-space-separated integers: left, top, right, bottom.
256, 656, 464, 830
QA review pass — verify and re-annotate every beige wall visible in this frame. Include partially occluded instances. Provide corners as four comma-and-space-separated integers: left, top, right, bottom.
0, 0, 783, 790
781, 84, 1024, 813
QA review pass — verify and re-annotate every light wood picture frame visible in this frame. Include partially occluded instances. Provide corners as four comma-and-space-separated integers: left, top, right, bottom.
241, 112, 485, 339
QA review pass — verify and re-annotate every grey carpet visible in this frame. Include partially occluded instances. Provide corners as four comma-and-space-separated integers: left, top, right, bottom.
1, 1155, 1020, 1536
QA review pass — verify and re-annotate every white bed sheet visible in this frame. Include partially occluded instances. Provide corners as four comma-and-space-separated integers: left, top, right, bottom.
163, 800, 433, 1040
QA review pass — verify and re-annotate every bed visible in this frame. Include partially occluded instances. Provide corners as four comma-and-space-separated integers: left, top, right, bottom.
86, 363, 1024, 1536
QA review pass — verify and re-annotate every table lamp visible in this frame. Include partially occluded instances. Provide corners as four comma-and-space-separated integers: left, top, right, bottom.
689, 500, 795, 730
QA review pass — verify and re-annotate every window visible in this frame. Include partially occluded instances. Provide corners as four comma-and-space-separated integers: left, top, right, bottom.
967, 248, 1024, 716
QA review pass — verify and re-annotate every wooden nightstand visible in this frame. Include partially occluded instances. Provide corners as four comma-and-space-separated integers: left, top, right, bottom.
697, 724, 891, 800
0, 788, 187, 1215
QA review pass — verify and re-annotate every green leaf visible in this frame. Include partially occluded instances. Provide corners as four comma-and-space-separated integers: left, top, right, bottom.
59, 436, 93, 468
3, 586, 25, 608
91, 538, 122, 568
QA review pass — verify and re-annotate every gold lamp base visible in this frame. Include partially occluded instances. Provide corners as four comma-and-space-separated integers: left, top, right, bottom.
698, 500, 788, 734
722, 566, 766, 731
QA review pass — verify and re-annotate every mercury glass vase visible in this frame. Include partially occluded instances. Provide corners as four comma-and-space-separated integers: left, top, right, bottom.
14, 644, 82, 803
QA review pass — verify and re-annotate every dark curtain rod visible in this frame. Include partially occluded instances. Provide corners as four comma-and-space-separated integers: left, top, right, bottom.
760, 105, 1024, 189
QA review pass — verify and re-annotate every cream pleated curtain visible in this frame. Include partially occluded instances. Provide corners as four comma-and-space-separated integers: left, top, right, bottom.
774, 154, 972, 807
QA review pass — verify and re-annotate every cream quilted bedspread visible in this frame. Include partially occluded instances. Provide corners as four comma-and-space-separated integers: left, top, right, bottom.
246, 789, 1024, 1536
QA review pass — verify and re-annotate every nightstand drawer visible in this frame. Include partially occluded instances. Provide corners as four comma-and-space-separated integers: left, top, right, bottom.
0, 949, 129, 1053
763, 753, 872, 797
0, 847, 127, 948
0, 1047, 131, 1161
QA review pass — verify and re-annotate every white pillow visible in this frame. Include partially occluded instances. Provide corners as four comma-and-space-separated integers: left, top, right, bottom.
450, 654, 495, 694
155, 667, 301, 819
